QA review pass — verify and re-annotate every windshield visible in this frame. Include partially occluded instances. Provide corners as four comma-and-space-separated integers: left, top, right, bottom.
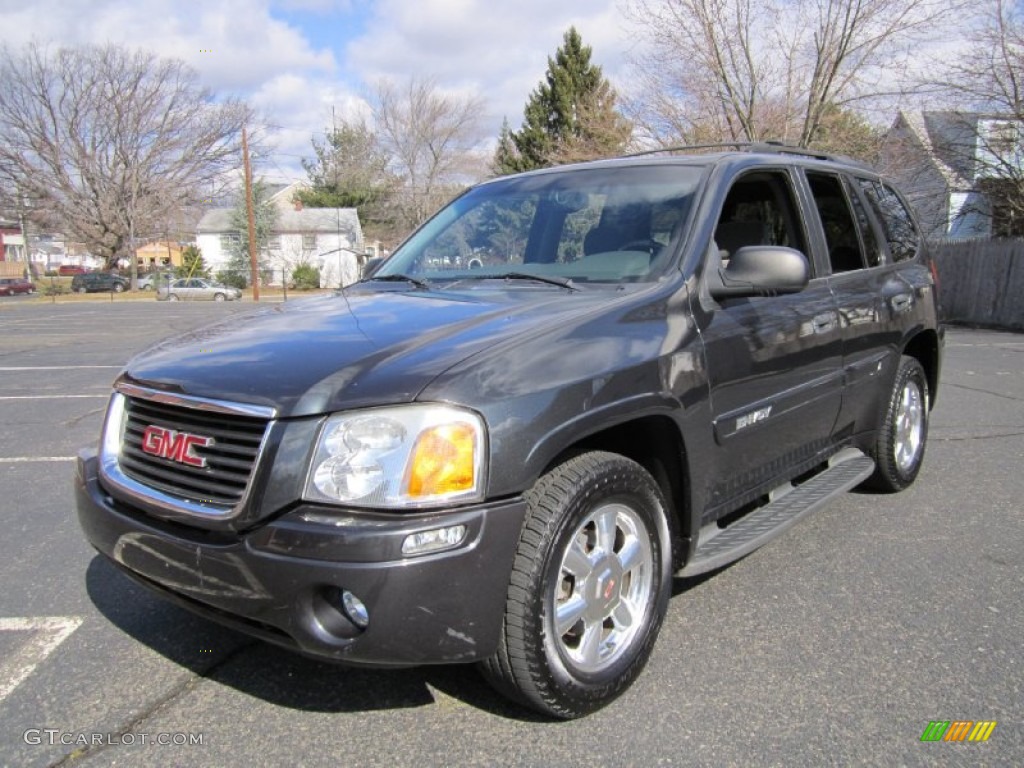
376, 164, 703, 285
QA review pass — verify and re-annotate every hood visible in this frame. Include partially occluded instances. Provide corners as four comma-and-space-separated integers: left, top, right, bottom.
122, 287, 613, 418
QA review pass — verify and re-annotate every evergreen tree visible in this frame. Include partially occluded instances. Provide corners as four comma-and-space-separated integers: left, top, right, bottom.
295, 119, 397, 240
492, 118, 522, 176
225, 179, 277, 286
177, 244, 209, 279
494, 27, 632, 174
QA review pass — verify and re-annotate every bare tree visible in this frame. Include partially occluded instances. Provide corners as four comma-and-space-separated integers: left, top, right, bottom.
623, 0, 962, 152
0, 43, 252, 278
373, 77, 486, 234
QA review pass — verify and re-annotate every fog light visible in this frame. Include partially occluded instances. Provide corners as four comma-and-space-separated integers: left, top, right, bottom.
341, 589, 369, 628
402, 525, 467, 556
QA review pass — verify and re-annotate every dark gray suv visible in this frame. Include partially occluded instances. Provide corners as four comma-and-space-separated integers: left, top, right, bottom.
71, 272, 128, 293
75, 145, 942, 718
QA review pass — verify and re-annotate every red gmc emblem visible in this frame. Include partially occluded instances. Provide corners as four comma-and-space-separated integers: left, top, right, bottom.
140, 425, 214, 468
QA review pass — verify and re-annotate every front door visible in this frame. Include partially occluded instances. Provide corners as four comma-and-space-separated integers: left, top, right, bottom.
696, 169, 843, 521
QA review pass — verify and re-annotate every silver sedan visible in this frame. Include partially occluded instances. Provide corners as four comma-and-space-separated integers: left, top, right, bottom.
157, 278, 242, 302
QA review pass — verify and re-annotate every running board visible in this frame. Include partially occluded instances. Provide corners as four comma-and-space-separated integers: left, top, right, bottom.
678, 448, 875, 578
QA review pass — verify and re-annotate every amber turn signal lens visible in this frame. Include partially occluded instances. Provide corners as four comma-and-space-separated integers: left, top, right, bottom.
405, 423, 478, 497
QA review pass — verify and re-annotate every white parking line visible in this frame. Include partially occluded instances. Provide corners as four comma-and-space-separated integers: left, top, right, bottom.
0, 395, 108, 400
0, 617, 83, 703
0, 457, 77, 463
0, 366, 121, 371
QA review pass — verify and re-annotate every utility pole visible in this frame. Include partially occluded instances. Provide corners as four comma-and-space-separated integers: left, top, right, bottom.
242, 126, 259, 301
16, 184, 30, 276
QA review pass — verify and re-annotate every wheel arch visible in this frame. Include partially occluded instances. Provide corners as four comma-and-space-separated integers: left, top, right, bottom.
901, 328, 941, 408
539, 415, 693, 570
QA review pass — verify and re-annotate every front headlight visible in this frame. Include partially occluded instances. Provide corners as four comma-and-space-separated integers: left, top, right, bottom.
303, 404, 487, 509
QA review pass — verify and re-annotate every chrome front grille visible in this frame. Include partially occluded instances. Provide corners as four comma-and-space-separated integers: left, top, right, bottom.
118, 395, 270, 508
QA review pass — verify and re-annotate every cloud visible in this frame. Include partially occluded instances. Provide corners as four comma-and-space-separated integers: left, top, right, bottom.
271, 0, 354, 11
0, 0, 337, 92
249, 74, 372, 184
345, 0, 632, 129
1, 0, 634, 184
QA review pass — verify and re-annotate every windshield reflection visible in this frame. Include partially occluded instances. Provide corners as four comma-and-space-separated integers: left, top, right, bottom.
376, 165, 703, 285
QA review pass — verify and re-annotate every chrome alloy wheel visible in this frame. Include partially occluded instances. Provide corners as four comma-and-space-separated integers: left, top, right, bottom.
894, 379, 924, 473
553, 502, 654, 674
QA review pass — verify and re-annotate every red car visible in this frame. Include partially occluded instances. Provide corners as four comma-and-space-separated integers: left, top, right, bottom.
58, 265, 88, 276
0, 277, 36, 296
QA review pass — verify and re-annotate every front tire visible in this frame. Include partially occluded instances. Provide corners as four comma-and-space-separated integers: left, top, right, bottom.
867, 355, 929, 492
214, 292, 226, 302
168, 294, 179, 302
480, 451, 672, 719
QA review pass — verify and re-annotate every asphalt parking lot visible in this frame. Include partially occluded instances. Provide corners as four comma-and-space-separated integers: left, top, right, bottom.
0, 299, 1021, 767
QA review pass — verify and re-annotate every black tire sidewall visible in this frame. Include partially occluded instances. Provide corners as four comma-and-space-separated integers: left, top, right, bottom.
876, 357, 929, 490
528, 456, 672, 713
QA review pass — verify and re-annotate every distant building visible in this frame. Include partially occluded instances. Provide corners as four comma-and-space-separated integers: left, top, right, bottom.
884, 111, 1024, 238
135, 240, 185, 270
0, 222, 21, 261
196, 183, 364, 287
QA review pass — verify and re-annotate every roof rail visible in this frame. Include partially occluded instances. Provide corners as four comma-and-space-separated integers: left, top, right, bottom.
624, 142, 752, 157
624, 140, 867, 167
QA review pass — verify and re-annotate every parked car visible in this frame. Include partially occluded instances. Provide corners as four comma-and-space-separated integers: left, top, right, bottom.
0, 277, 36, 296
71, 272, 128, 293
156, 278, 242, 302
137, 272, 175, 291
76, 145, 942, 719
58, 265, 88, 276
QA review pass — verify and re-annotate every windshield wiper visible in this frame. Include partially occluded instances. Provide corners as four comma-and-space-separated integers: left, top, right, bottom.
361, 273, 431, 290
456, 272, 579, 291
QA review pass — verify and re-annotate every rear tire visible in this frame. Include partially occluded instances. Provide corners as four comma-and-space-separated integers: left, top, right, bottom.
480, 451, 672, 719
867, 355, 929, 492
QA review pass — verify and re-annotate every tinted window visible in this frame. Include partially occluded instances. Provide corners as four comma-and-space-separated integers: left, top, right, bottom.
806, 172, 865, 274
859, 180, 919, 262
714, 171, 809, 259
844, 179, 883, 267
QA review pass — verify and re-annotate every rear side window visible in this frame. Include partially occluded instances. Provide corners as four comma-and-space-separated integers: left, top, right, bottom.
859, 180, 920, 262
844, 179, 883, 268
806, 172, 865, 274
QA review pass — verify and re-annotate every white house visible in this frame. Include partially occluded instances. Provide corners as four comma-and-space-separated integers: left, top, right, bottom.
196, 183, 364, 287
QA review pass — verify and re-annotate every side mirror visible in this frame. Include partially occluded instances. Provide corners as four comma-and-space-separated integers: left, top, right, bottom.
708, 246, 810, 299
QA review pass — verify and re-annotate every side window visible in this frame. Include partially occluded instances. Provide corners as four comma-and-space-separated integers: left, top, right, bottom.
806, 172, 865, 274
859, 180, 920, 262
714, 170, 809, 265
844, 178, 883, 267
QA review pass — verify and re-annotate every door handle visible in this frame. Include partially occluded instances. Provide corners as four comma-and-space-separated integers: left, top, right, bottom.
891, 294, 913, 312
812, 313, 836, 333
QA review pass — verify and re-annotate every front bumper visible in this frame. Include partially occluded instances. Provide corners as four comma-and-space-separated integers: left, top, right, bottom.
75, 451, 527, 666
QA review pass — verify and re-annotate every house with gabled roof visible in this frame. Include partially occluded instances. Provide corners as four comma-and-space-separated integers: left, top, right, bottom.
196, 182, 365, 287
884, 111, 1024, 239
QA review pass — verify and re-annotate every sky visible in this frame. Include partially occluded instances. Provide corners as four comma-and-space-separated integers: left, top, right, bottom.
0, 0, 635, 185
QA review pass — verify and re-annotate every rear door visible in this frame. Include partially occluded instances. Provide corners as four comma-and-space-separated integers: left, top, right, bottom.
697, 168, 843, 518
802, 171, 921, 437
